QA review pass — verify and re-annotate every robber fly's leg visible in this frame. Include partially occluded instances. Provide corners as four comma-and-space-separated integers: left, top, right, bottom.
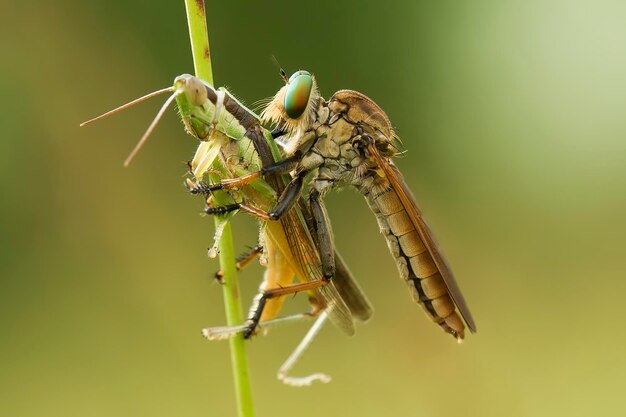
267, 172, 306, 220
209, 171, 306, 222
196, 172, 307, 224
244, 278, 330, 339
189, 188, 268, 220
214, 245, 263, 284
309, 189, 335, 279
203, 202, 281, 221
204, 203, 241, 215
192, 150, 304, 194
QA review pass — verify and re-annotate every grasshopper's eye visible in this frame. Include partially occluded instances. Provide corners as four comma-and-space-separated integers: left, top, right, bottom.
284, 70, 312, 119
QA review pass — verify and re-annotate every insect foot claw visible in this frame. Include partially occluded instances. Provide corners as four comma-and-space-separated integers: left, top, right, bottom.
268, 212, 280, 221
185, 178, 210, 195
213, 270, 225, 285
242, 321, 259, 339
207, 183, 224, 192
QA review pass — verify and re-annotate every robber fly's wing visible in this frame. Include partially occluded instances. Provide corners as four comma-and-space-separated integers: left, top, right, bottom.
333, 250, 373, 322
276, 210, 357, 335
295, 193, 374, 323
367, 144, 477, 333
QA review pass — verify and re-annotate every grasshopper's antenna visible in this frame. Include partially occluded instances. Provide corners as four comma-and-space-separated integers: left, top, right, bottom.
123, 90, 181, 167
271, 55, 288, 83
79, 87, 175, 127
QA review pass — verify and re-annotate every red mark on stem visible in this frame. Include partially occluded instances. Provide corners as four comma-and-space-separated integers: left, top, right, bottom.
195, 0, 205, 14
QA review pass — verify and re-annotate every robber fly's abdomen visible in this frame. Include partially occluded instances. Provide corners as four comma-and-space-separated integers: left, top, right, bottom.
365, 187, 465, 339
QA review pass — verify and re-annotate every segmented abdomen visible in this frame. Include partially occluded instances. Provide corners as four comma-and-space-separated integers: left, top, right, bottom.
365, 186, 466, 339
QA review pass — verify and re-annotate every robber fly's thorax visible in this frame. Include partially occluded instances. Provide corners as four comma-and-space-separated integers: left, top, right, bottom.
296, 91, 398, 194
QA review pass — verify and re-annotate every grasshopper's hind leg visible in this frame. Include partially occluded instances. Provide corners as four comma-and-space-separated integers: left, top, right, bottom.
278, 310, 331, 387
202, 311, 317, 341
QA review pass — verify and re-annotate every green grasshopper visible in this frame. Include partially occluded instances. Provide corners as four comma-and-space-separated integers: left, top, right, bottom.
200, 69, 477, 341
81, 74, 372, 386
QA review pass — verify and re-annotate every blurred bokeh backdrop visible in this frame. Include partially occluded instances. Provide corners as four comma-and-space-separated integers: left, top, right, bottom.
2, 1, 626, 416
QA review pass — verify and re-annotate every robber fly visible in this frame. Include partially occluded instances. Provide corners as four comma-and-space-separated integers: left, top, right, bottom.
80, 74, 373, 385
206, 69, 477, 340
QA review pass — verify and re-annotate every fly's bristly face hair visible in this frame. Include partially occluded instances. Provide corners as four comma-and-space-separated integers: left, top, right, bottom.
261, 74, 320, 138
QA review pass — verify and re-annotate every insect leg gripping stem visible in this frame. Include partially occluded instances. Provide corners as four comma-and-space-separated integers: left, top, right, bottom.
214, 245, 263, 283
193, 150, 304, 193
243, 278, 331, 339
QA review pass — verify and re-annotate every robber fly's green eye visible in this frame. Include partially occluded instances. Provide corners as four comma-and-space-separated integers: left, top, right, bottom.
284, 70, 313, 119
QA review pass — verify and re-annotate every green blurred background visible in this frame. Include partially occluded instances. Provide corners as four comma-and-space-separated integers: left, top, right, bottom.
2, 1, 626, 416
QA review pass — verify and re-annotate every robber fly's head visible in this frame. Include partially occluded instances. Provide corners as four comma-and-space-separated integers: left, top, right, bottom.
261, 69, 319, 136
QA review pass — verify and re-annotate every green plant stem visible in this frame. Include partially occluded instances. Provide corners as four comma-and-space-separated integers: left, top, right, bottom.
183, 2, 254, 417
